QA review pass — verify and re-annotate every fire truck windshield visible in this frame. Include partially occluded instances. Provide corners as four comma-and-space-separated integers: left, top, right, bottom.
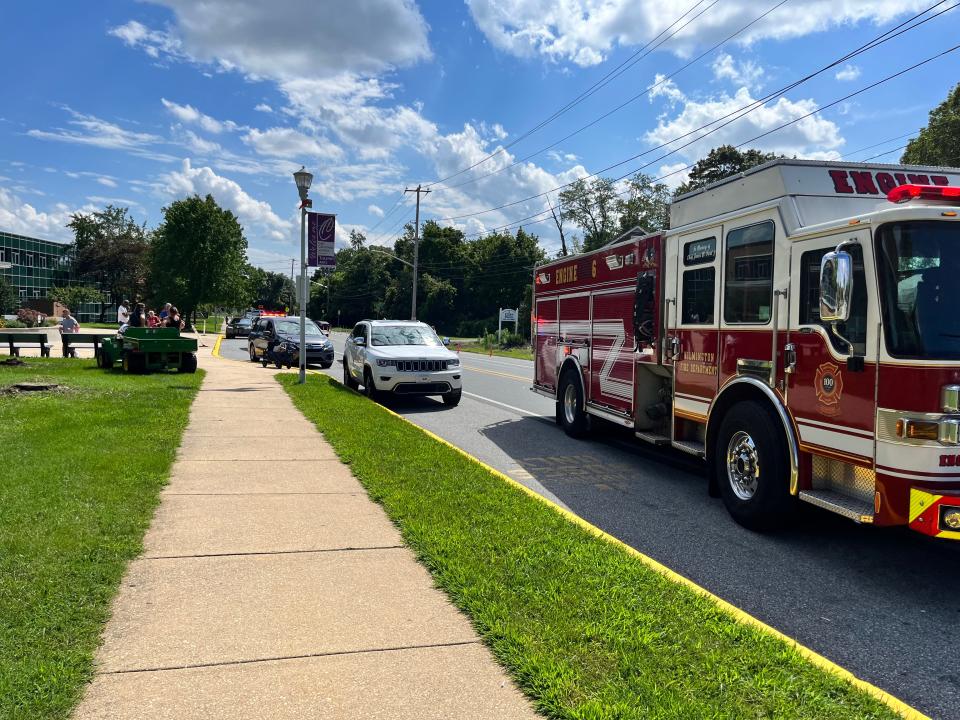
877, 220, 960, 360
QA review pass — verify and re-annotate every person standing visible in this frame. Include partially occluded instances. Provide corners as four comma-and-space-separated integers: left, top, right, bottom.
117, 299, 130, 326
58, 309, 81, 357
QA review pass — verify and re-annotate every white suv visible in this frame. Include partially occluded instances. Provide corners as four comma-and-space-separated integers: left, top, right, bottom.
343, 320, 462, 406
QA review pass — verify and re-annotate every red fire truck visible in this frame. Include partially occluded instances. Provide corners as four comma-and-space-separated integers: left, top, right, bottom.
533, 159, 960, 539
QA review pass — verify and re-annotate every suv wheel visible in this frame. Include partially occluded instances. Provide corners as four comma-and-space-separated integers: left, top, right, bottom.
362, 368, 379, 401
442, 388, 462, 406
343, 360, 358, 390
249, 345, 257, 362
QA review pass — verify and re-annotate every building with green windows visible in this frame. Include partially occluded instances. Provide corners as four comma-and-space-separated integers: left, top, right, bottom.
0, 229, 104, 319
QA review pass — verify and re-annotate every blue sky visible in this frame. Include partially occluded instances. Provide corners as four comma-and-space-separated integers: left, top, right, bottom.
1, 0, 957, 273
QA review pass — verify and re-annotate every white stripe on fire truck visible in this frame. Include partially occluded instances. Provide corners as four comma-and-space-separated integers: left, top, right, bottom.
797, 424, 874, 459
675, 395, 710, 417
795, 416, 873, 439
876, 443, 960, 481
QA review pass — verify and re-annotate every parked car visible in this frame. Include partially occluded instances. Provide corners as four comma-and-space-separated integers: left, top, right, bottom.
317, 320, 331, 336
342, 320, 461, 405
249, 315, 334, 368
225, 317, 254, 339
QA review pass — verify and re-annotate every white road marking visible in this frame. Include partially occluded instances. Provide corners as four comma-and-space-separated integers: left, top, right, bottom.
462, 390, 552, 422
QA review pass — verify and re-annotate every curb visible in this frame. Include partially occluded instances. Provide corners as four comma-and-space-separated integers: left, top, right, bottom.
306, 372, 928, 720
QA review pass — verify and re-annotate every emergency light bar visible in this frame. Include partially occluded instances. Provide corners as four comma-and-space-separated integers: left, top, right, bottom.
259, 310, 286, 316
887, 184, 960, 204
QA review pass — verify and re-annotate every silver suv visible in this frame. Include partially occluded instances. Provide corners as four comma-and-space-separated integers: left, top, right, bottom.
342, 320, 462, 406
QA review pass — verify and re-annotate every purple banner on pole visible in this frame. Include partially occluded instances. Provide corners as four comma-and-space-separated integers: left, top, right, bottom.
307, 212, 336, 268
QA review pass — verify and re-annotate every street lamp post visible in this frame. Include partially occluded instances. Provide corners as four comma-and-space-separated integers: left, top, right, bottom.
293, 166, 313, 385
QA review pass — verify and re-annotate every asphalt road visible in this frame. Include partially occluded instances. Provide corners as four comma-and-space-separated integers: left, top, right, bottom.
219, 332, 960, 719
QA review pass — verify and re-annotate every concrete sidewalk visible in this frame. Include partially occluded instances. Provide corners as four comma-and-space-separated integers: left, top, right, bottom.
73, 346, 538, 719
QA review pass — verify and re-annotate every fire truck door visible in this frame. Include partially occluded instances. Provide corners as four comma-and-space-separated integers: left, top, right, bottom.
671, 230, 722, 423
535, 297, 558, 390
787, 236, 875, 466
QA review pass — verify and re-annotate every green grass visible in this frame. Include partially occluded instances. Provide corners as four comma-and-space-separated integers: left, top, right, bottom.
0, 358, 203, 719
456, 342, 534, 361
280, 375, 902, 720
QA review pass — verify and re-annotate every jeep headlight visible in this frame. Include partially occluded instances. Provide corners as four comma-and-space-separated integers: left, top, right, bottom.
377, 358, 395, 367
447, 358, 460, 368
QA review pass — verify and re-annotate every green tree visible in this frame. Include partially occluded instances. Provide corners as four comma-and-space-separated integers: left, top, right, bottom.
246, 266, 295, 311
560, 177, 620, 252
67, 205, 149, 320
901, 83, 960, 167
150, 194, 248, 325
0, 274, 17, 314
48, 284, 104, 312
675, 145, 780, 195
616, 173, 670, 234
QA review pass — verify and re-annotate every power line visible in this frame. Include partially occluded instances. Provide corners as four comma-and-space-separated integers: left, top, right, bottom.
427, 2, 955, 225
449, 39, 960, 241
436, 0, 791, 194
839, 131, 919, 159
423, 0, 724, 189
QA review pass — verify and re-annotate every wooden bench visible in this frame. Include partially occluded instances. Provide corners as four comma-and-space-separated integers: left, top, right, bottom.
0, 332, 52, 358
62, 332, 113, 358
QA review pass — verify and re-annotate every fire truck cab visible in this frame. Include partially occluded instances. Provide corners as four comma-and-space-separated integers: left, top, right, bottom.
533, 159, 960, 539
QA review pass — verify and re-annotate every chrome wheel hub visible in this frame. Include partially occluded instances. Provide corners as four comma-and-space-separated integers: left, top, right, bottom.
563, 383, 578, 425
726, 430, 759, 500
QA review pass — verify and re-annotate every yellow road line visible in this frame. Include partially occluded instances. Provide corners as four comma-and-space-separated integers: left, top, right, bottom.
463, 365, 529, 382
212, 334, 223, 358
325, 374, 926, 720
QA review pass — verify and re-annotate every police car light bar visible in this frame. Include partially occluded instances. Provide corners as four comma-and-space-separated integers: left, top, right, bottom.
887, 184, 960, 204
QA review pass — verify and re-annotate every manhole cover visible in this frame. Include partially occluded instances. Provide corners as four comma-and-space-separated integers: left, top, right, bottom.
13, 382, 59, 391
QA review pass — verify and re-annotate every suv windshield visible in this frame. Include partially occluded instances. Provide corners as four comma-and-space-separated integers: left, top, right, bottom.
877, 220, 960, 359
275, 319, 323, 336
371, 325, 440, 347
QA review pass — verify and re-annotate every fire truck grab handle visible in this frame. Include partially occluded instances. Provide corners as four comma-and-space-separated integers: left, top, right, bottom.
784, 343, 797, 374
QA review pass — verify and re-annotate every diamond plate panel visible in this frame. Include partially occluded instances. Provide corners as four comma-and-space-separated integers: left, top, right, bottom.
811, 455, 875, 504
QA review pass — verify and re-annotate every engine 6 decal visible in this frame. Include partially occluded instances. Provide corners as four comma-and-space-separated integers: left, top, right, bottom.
815, 362, 844, 416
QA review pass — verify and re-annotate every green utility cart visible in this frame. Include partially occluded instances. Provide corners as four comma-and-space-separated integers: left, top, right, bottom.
97, 327, 198, 373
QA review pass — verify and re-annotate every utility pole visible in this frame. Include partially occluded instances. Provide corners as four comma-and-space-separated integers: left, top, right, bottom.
404, 184, 430, 321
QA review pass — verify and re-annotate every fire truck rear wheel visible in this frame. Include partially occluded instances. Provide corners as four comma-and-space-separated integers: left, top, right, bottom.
715, 401, 792, 531
557, 370, 589, 438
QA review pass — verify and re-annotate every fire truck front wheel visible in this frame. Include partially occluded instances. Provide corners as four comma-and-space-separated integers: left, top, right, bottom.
714, 401, 792, 531
557, 370, 589, 438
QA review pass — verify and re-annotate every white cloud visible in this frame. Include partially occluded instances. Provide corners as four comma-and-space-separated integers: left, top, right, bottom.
27, 108, 176, 162
156, 159, 290, 242
110, 0, 430, 79
242, 127, 343, 163
835, 64, 862, 81
0, 186, 90, 241
97, 177, 118, 188
465, 0, 930, 66
644, 82, 845, 170
712, 53, 764, 90
368, 204, 384, 218
254, 103, 274, 113
161, 98, 238, 133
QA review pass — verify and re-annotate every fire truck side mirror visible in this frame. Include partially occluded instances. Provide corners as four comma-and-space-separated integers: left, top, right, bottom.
820, 250, 853, 323
634, 272, 657, 345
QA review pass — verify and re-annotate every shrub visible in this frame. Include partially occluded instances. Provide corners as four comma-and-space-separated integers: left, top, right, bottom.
3, 319, 27, 328
498, 330, 526, 348
16, 309, 42, 328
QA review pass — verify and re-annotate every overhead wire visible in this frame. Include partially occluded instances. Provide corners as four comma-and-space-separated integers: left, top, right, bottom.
427, 1, 956, 225
444, 39, 960, 241
436, 0, 791, 194
423, 0, 724, 189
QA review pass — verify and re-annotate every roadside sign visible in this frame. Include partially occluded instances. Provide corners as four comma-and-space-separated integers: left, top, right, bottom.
500, 308, 518, 322
308, 212, 336, 268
